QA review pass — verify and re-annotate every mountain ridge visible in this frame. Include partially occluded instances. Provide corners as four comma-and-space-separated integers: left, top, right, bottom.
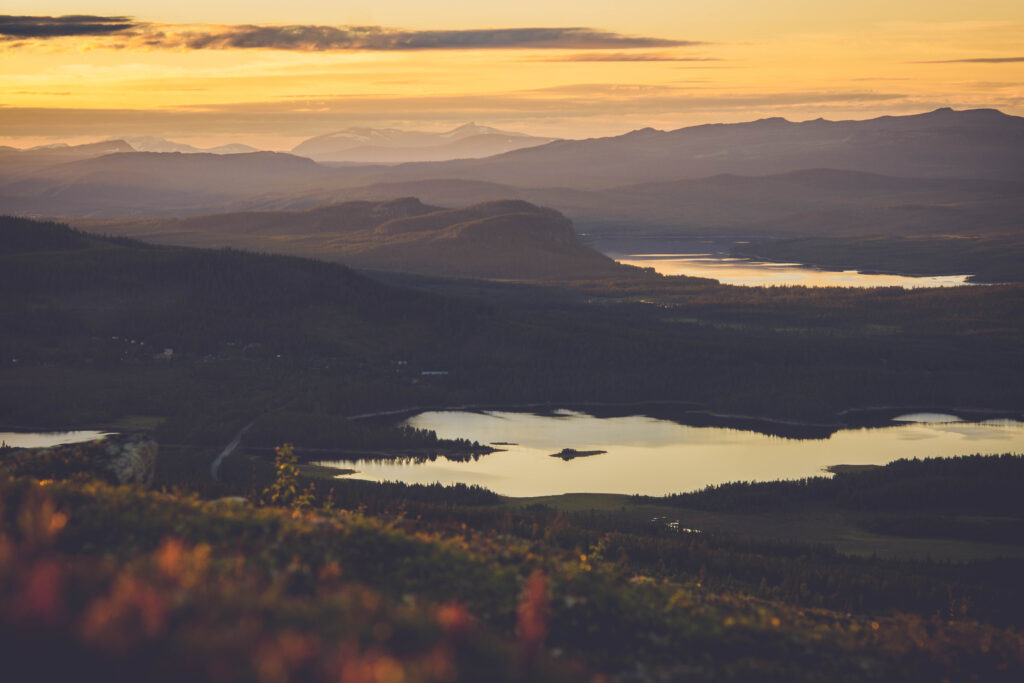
4, 109, 1022, 235
362, 107, 1024, 189
291, 122, 556, 163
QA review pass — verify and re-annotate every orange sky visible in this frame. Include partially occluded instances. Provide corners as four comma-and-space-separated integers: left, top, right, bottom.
2, 2, 1022, 149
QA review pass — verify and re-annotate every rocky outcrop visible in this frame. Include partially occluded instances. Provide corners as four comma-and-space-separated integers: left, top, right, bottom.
98, 435, 157, 487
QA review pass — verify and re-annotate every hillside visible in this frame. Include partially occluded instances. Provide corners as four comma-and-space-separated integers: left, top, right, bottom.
3, 441, 1024, 682
4, 214, 1024, 436
0, 214, 501, 436
83, 199, 626, 280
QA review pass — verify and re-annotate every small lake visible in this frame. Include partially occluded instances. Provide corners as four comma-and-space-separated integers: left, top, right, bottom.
614, 254, 972, 288
320, 410, 1024, 497
0, 430, 110, 449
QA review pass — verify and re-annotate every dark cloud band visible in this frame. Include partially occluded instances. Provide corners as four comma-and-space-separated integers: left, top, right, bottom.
1, 16, 693, 51
150, 25, 693, 51
0, 15, 135, 38
917, 57, 1024, 64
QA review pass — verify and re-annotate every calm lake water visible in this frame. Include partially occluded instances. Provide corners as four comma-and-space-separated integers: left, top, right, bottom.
321, 410, 1024, 497
615, 254, 972, 288
0, 430, 110, 449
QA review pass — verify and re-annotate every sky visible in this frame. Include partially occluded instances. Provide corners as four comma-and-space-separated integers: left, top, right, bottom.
2, 2, 1022, 149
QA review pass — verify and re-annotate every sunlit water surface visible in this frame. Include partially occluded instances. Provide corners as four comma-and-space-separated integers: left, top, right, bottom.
0, 431, 110, 449
615, 254, 972, 288
321, 410, 1024, 497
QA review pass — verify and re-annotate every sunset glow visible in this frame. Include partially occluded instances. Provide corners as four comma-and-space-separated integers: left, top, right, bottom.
3, 1, 1022, 148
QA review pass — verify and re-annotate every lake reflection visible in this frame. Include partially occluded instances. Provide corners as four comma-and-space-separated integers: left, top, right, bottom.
615, 254, 972, 288
321, 410, 1024, 497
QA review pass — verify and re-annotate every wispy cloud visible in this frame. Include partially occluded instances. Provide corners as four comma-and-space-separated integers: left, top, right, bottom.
0, 14, 134, 38
915, 56, 1024, 64
1, 16, 695, 52
154, 26, 692, 51
533, 52, 716, 63
0, 90, 912, 138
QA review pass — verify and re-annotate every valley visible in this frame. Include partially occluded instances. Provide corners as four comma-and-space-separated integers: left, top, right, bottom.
3, 105, 1024, 682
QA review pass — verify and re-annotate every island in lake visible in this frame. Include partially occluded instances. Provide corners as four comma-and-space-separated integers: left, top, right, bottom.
549, 447, 607, 461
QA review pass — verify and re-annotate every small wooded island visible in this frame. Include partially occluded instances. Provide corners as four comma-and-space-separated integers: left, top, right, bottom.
549, 447, 607, 461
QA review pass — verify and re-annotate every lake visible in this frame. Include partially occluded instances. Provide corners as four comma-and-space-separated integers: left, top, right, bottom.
0, 430, 110, 449
320, 410, 1024, 497
614, 254, 972, 288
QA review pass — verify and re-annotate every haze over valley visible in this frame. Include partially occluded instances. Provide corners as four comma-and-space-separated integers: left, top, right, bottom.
5, 107, 1021, 285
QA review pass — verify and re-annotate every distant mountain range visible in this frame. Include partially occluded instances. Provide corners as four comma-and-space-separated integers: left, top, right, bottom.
2, 109, 1022, 239
82, 199, 624, 280
0, 151, 337, 217
0, 137, 265, 184
354, 108, 1024, 189
0, 139, 137, 176
3, 137, 260, 158
290, 122, 556, 163
121, 137, 262, 155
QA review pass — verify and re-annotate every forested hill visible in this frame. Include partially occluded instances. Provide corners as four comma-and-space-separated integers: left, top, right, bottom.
81, 199, 627, 280
0, 214, 488, 354
654, 454, 1024, 515
3, 214, 1024, 439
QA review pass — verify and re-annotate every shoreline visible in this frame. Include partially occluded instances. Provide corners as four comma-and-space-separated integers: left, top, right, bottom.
3, 403, 1020, 444
345, 400, 1022, 432
589, 232, 1015, 285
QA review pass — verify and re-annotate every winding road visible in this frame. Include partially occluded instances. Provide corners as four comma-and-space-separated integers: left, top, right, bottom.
210, 421, 254, 481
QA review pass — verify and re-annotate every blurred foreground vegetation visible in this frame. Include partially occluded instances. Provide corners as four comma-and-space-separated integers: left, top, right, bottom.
3, 442, 1024, 681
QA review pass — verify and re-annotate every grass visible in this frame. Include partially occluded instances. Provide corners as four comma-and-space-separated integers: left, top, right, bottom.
6, 441, 1024, 680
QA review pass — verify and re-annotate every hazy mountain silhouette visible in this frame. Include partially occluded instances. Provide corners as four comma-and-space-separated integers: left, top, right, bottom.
357, 108, 1024, 189
83, 199, 624, 279
122, 137, 262, 154
291, 122, 555, 163
1, 151, 342, 217
0, 137, 263, 175
3, 109, 1022, 237
245, 170, 1024, 237
0, 139, 135, 177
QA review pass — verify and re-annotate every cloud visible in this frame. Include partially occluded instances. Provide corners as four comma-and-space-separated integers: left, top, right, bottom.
916, 56, 1024, 64
1, 16, 695, 52
533, 52, 716, 63
0, 90, 912, 139
139, 25, 693, 51
0, 15, 135, 38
